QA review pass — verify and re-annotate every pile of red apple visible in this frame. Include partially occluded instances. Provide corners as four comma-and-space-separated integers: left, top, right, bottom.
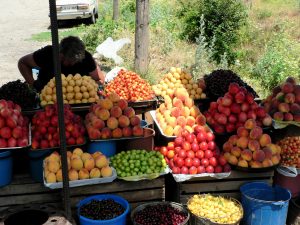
31, 104, 86, 149
223, 119, 281, 169
156, 125, 231, 175
204, 83, 272, 134
85, 93, 143, 140
0, 99, 29, 148
105, 69, 154, 101
263, 77, 300, 122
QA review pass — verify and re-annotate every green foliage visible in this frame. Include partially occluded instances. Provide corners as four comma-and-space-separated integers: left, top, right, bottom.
250, 32, 300, 97
177, 0, 248, 64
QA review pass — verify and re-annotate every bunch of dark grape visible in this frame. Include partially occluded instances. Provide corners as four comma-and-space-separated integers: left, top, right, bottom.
80, 199, 125, 220
0, 80, 38, 109
204, 70, 258, 100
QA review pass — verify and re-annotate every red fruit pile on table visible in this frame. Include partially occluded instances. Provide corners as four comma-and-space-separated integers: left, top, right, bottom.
0, 99, 29, 148
204, 83, 272, 134
263, 77, 300, 122
105, 69, 154, 102
157, 125, 231, 175
31, 104, 86, 149
277, 136, 300, 168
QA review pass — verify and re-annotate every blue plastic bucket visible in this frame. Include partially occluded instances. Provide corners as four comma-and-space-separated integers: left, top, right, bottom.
77, 194, 130, 225
87, 141, 116, 158
0, 151, 12, 187
240, 182, 291, 225
28, 149, 54, 183
140, 120, 148, 128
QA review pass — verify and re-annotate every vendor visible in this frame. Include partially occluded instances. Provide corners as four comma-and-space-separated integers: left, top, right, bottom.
18, 36, 105, 92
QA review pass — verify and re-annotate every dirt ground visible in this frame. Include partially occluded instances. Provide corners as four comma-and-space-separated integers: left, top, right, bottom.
0, 0, 50, 85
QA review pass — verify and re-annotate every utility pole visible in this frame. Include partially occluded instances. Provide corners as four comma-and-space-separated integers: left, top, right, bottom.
113, 0, 119, 20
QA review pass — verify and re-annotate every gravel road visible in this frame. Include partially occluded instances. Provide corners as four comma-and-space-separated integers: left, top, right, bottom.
0, 0, 50, 85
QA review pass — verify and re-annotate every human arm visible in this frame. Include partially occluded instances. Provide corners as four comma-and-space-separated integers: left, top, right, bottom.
18, 53, 39, 86
89, 63, 105, 84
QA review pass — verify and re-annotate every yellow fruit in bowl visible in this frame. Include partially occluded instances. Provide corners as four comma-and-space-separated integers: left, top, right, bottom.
68, 79, 76, 87
66, 86, 74, 93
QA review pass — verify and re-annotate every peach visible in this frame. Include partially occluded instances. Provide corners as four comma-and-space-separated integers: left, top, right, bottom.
290, 103, 300, 114
231, 146, 242, 157
237, 137, 249, 149
228, 155, 238, 165
195, 115, 206, 126
47, 160, 60, 173
171, 108, 181, 118
98, 99, 113, 110
101, 128, 112, 139
250, 161, 263, 168
95, 155, 108, 169
90, 168, 101, 178
273, 112, 284, 121
223, 152, 231, 161
122, 127, 133, 137
159, 104, 167, 114
91, 118, 105, 130
175, 88, 189, 102
237, 127, 249, 137
110, 106, 122, 118
92, 151, 102, 159
96, 108, 110, 121
185, 126, 193, 133
118, 115, 130, 128
190, 106, 201, 117
49, 152, 61, 162
123, 107, 135, 118
172, 97, 183, 108
244, 119, 256, 130
186, 116, 196, 127
241, 149, 252, 161
56, 169, 63, 182
185, 98, 194, 108
84, 157, 95, 171
81, 153, 92, 162
271, 155, 280, 165
281, 82, 294, 93
164, 126, 174, 136
117, 99, 128, 110
284, 113, 293, 121
101, 166, 113, 177
71, 157, 83, 170
46, 172, 57, 183
249, 126, 263, 140
285, 93, 295, 104
68, 169, 79, 181
238, 160, 248, 168
253, 150, 265, 162
67, 151, 73, 158
183, 107, 191, 117
130, 115, 141, 126
262, 159, 273, 168
228, 135, 239, 145
79, 168, 90, 179
89, 128, 101, 140
71, 154, 80, 161
278, 103, 290, 113
259, 134, 272, 147
107, 92, 120, 103
173, 125, 183, 136
107, 117, 119, 130
133, 125, 143, 136
262, 115, 273, 127
112, 128, 123, 138
223, 141, 233, 152
177, 116, 187, 127
262, 147, 273, 159
248, 140, 260, 152
166, 116, 177, 127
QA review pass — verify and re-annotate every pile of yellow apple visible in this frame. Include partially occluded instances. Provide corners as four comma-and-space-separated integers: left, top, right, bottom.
39, 74, 99, 107
44, 148, 113, 183
152, 67, 206, 100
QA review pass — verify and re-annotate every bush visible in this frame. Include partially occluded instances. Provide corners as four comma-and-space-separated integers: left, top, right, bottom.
177, 0, 248, 64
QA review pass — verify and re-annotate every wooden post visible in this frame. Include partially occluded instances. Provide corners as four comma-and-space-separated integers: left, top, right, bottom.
135, 0, 149, 74
113, 0, 119, 20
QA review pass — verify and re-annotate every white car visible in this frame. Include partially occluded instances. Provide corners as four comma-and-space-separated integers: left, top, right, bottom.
55, 0, 99, 24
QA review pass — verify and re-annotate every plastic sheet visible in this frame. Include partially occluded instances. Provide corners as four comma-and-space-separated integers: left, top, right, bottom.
172, 172, 231, 183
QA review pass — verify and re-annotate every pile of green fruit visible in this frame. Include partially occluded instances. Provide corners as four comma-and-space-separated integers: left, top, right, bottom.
110, 150, 167, 177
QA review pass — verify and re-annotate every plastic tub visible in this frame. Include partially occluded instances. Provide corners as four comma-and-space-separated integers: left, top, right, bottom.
77, 194, 130, 225
240, 181, 291, 225
28, 149, 54, 183
0, 150, 12, 187
131, 202, 189, 225
87, 141, 117, 158
274, 170, 300, 198
125, 128, 155, 151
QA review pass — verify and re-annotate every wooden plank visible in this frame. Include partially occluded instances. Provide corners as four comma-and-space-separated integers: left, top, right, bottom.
185, 170, 274, 182
180, 192, 241, 204
0, 183, 54, 196
70, 177, 165, 196
180, 179, 272, 193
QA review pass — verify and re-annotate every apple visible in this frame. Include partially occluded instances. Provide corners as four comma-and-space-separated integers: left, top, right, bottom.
184, 158, 193, 167
189, 166, 197, 175
178, 150, 186, 159
192, 158, 201, 167
167, 142, 175, 150
167, 150, 175, 159
191, 142, 199, 152
195, 150, 204, 159
196, 132, 206, 142
182, 142, 191, 151
215, 165, 223, 173
199, 142, 208, 151
206, 165, 214, 173
209, 157, 218, 167
174, 136, 183, 146
201, 158, 209, 167
160, 147, 168, 156
180, 166, 189, 174
186, 150, 195, 159
197, 166, 206, 174
175, 157, 185, 167
205, 150, 213, 159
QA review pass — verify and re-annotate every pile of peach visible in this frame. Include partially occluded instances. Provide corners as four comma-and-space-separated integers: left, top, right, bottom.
85, 93, 143, 140
105, 69, 154, 102
156, 88, 206, 136
44, 148, 113, 183
277, 136, 300, 168
263, 77, 300, 122
223, 119, 281, 169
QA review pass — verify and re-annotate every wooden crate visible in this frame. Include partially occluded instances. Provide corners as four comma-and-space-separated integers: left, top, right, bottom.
0, 173, 165, 213
166, 170, 274, 204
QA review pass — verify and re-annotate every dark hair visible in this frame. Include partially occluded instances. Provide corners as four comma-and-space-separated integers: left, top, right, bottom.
59, 36, 85, 63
